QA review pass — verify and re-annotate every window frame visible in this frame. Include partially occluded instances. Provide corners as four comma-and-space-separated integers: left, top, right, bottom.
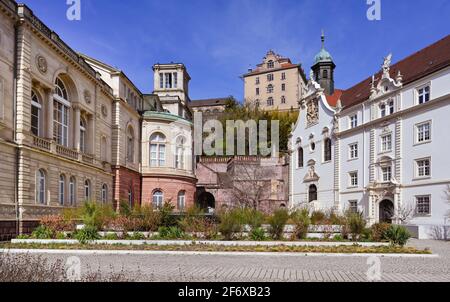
417, 84, 431, 105
36, 169, 46, 205
58, 174, 66, 206
349, 143, 359, 160
415, 121, 432, 145
84, 179, 91, 201
177, 191, 186, 212
349, 114, 358, 129
69, 177, 76, 206
380, 133, 393, 153
381, 166, 392, 183
152, 190, 164, 209
349, 200, 358, 214
349, 171, 358, 188
150, 132, 166, 167
415, 195, 431, 216
415, 157, 431, 179
31, 91, 42, 137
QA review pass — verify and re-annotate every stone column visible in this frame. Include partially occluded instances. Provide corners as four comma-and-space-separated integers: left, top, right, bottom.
74, 106, 80, 152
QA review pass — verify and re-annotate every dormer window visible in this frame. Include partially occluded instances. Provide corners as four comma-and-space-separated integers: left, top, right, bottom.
267, 60, 274, 69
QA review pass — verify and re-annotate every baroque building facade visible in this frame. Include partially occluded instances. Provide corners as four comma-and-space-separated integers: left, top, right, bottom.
290, 34, 450, 238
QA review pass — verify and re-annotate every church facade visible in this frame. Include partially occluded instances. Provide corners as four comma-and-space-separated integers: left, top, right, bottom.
290, 34, 450, 238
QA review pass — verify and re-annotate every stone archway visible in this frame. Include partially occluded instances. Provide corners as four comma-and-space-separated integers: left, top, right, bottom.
197, 192, 215, 212
379, 199, 394, 223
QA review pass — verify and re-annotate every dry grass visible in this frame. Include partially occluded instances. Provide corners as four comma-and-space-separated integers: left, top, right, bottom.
0, 253, 133, 282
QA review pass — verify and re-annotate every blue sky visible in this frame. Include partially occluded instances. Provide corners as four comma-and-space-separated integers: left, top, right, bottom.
21, 0, 450, 101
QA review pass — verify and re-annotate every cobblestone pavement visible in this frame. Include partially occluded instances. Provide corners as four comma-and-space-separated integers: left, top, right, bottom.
5, 239, 450, 282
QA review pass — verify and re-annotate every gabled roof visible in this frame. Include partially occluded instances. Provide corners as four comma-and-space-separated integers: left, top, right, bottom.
340, 34, 450, 109
325, 89, 343, 107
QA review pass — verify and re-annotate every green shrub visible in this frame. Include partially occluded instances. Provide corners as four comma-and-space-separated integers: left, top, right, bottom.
385, 225, 411, 247
328, 211, 345, 225
126, 232, 146, 240
55, 232, 67, 240
310, 210, 326, 225
241, 208, 265, 230
267, 209, 289, 240
371, 223, 391, 242
333, 234, 344, 241
218, 209, 244, 240
361, 228, 372, 241
157, 226, 185, 239
249, 227, 267, 241
346, 211, 366, 241
159, 201, 177, 227
80, 202, 116, 229
74, 225, 100, 244
119, 201, 132, 217
291, 209, 311, 240
103, 233, 119, 240
31, 226, 55, 239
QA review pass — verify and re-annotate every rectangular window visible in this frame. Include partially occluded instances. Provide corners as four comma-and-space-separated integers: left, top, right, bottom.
165, 73, 172, 88
349, 201, 358, 213
349, 143, 358, 159
255, 77, 260, 85
349, 172, 358, 187
380, 104, 386, 117
53, 101, 69, 147
388, 100, 395, 115
281, 73, 286, 80
159, 73, 164, 88
381, 134, 392, 152
418, 86, 430, 104
416, 158, 431, 178
267, 74, 274, 82
350, 114, 358, 128
256, 88, 260, 95
173, 72, 178, 88
281, 96, 286, 104
416, 196, 431, 215
282, 83, 286, 91
416, 122, 431, 143
382, 166, 392, 182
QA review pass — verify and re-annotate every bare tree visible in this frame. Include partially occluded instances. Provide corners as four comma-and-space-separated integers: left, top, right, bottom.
228, 161, 272, 210
393, 204, 416, 225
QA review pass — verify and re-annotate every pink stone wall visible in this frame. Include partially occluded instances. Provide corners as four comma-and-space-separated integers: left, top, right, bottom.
113, 167, 141, 209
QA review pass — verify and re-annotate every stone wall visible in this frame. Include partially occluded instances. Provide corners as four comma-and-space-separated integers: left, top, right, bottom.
142, 176, 196, 210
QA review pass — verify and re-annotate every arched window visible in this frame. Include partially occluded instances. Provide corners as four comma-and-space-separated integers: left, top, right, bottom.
150, 133, 166, 167
59, 174, 66, 205
80, 118, 87, 153
267, 60, 274, 69
267, 84, 274, 94
309, 185, 318, 203
69, 177, 76, 206
84, 179, 91, 201
323, 69, 328, 79
36, 169, 46, 204
175, 136, 185, 169
127, 126, 135, 163
324, 138, 332, 162
152, 190, 164, 209
31, 91, 41, 136
53, 77, 70, 147
298, 147, 304, 168
281, 96, 286, 104
177, 191, 186, 211
101, 184, 108, 204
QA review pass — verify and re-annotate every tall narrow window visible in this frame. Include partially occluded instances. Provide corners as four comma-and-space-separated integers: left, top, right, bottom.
267, 84, 274, 94
256, 88, 260, 96
152, 190, 164, 209
165, 73, 172, 88
69, 177, 76, 206
267, 74, 274, 82
101, 136, 107, 162
127, 126, 134, 163
388, 100, 395, 115
281, 96, 286, 104
381, 134, 392, 152
382, 166, 392, 182
150, 133, 166, 167
31, 91, 41, 136
59, 174, 66, 205
80, 118, 87, 153
281, 83, 286, 91
173, 72, 178, 88
267, 97, 274, 106
323, 69, 328, 79
84, 180, 91, 201
255, 77, 260, 85
128, 189, 133, 207
175, 136, 185, 169
349, 143, 358, 159
53, 78, 70, 147
177, 191, 186, 211
36, 169, 46, 205
159, 73, 164, 89
324, 138, 332, 162
101, 184, 108, 204
298, 147, 304, 168
350, 114, 358, 128
380, 103, 386, 117
349, 172, 358, 187
417, 122, 431, 143
281, 72, 286, 80
309, 185, 318, 203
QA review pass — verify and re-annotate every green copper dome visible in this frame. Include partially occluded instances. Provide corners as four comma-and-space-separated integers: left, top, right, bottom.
314, 31, 333, 64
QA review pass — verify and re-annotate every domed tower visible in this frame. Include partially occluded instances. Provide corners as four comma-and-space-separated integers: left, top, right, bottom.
312, 31, 336, 95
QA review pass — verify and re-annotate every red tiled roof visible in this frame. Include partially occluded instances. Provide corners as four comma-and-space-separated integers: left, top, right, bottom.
325, 89, 343, 107
340, 34, 450, 109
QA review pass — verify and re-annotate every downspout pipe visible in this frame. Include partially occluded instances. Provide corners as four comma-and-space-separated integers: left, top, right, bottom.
13, 20, 19, 237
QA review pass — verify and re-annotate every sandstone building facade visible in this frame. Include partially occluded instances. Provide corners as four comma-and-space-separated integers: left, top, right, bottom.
243, 50, 307, 111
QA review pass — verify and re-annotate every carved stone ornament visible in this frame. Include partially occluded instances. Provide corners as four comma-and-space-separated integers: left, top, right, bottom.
83, 90, 92, 104
306, 99, 319, 126
101, 104, 108, 117
382, 53, 392, 78
36, 55, 48, 74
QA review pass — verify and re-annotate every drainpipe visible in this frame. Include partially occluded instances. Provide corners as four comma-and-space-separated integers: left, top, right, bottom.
13, 21, 19, 236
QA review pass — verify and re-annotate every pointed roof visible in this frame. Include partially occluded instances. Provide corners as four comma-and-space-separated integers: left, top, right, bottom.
313, 31, 334, 65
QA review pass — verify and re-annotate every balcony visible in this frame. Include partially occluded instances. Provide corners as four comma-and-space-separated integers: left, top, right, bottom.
32, 135, 51, 151
81, 153, 94, 165
56, 144, 78, 160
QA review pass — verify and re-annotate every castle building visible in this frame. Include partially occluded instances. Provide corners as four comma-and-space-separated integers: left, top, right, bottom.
243, 50, 307, 111
290, 34, 450, 238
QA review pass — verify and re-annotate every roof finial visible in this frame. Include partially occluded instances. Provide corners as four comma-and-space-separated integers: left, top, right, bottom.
321, 30, 325, 49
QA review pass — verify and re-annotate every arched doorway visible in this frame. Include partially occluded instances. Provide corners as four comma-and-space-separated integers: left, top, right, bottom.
197, 192, 215, 212
379, 200, 394, 223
